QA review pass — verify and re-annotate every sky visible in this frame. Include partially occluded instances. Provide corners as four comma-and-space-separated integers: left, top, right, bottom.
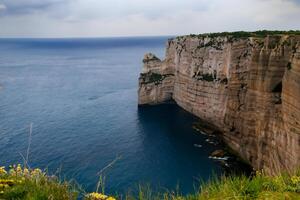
0, 0, 299, 37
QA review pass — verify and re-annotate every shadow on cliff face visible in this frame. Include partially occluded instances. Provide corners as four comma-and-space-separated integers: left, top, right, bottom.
137, 104, 253, 182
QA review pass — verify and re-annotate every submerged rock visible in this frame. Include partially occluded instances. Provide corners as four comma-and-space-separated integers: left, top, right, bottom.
210, 150, 225, 158
194, 144, 202, 148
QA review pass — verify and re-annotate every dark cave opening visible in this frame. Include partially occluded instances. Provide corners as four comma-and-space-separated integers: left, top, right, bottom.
272, 82, 282, 93
272, 82, 282, 104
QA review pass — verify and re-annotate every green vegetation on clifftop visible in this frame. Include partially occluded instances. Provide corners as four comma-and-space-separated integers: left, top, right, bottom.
0, 165, 116, 200
0, 165, 78, 200
128, 171, 300, 200
178, 30, 300, 39
1, 164, 300, 199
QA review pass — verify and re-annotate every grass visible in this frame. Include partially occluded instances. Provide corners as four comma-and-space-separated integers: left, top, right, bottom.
0, 165, 116, 200
126, 171, 300, 200
194, 171, 300, 200
2, 164, 300, 199
0, 165, 78, 200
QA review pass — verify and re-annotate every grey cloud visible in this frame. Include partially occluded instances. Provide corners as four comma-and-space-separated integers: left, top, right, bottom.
0, 3, 6, 11
285, 0, 300, 5
0, 0, 299, 37
0, 0, 212, 20
1, 0, 69, 15
291, 0, 300, 3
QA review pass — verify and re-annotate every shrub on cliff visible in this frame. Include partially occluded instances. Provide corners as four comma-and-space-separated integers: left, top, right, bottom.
0, 164, 78, 200
185, 30, 300, 40
0, 165, 116, 200
140, 72, 173, 85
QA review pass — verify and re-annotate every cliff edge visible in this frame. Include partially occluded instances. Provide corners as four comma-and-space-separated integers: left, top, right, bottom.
138, 31, 300, 175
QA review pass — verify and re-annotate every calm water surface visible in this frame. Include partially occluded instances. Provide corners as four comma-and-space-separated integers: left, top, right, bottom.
0, 37, 225, 194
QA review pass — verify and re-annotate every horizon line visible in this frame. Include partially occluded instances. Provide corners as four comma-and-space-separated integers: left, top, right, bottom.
0, 34, 176, 39
1, 29, 299, 39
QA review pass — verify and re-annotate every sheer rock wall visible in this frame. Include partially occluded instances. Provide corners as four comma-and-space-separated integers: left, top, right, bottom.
138, 34, 300, 174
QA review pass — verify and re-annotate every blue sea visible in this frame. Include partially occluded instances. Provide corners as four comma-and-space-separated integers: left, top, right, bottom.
0, 37, 230, 195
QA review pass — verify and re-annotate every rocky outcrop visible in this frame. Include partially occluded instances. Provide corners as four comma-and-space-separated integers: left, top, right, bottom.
138, 53, 175, 105
138, 32, 300, 175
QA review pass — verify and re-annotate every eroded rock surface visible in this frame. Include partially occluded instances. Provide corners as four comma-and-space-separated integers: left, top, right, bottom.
138, 33, 300, 175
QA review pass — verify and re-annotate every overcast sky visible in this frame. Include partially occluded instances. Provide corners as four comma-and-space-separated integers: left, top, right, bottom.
0, 0, 299, 37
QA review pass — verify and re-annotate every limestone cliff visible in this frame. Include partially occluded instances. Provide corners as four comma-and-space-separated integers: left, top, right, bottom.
138, 31, 300, 175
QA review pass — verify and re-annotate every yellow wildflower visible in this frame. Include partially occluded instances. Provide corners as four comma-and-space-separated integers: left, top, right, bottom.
9, 168, 16, 176
291, 176, 300, 185
0, 179, 14, 192
87, 192, 108, 200
0, 167, 7, 175
256, 170, 263, 176
0, 179, 15, 186
0, 184, 9, 189
273, 176, 282, 186
106, 197, 116, 200
31, 168, 43, 177
16, 164, 22, 174
23, 168, 30, 176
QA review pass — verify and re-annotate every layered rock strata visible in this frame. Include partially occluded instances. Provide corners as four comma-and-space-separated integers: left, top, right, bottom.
138, 33, 300, 175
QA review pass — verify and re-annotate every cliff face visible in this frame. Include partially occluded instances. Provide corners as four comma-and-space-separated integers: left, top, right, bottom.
138, 34, 300, 175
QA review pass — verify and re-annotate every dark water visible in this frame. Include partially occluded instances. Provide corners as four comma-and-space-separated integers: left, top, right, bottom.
0, 37, 226, 194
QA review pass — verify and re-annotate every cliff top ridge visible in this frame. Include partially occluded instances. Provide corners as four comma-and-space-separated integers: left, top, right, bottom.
176, 30, 300, 40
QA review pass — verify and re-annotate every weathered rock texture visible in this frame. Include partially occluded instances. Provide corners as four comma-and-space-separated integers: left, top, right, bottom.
138, 33, 300, 175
